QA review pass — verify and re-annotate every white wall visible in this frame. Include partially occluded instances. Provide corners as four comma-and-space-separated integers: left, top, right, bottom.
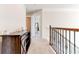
0, 4, 26, 33
42, 8, 79, 41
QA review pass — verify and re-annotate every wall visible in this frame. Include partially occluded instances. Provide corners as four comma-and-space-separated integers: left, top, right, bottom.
42, 8, 79, 41
0, 4, 26, 34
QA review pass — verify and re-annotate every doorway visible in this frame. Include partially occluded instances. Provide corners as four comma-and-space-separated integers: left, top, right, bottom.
31, 15, 41, 39
26, 17, 31, 32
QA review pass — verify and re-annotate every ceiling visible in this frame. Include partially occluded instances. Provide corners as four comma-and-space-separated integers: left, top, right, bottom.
25, 4, 79, 13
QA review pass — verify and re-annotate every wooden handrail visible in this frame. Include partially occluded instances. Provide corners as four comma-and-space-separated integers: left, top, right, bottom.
51, 27, 79, 31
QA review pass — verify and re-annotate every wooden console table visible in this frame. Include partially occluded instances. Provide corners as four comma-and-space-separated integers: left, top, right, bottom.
0, 31, 30, 54
0, 35, 21, 54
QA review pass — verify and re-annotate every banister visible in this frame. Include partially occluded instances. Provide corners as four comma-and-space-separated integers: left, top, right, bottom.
51, 27, 79, 31
49, 25, 79, 54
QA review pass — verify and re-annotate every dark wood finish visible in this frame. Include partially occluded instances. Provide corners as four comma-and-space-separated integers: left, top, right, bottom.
52, 27, 79, 31
1, 35, 21, 54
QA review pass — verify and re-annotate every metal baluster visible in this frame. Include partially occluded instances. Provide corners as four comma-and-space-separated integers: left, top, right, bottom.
59, 29, 60, 54
55, 30, 56, 53
65, 30, 67, 54
55, 29, 57, 53
54, 29, 55, 51
52, 29, 54, 47
63, 30, 64, 53
58, 30, 59, 54
55, 29, 56, 52
62, 30, 64, 54
61, 30, 63, 54
53, 29, 55, 50
52, 29, 54, 48
69, 31, 71, 54
54, 29, 56, 52
52, 29, 53, 46
49, 25, 51, 45
58, 29, 60, 54
74, 31, 76, 54
56, 29, 58, 53
60, 29, 61, 54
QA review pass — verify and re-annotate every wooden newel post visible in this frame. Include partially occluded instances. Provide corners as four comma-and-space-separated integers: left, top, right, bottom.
49, 25, 51, 45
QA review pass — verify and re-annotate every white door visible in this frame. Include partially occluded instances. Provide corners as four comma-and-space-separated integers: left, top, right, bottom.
31, 15, 41, 39
31, 16, 36, 38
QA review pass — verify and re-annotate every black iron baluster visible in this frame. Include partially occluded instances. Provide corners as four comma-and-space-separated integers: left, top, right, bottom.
55, 29, 56, 52
54, 29, 56, 52
59, 29, 60, 54
52, 29, 53, 48
74, 31, 76, 54
53, 29, 55, 50
62, 30, 64, 54
55, 29, 57, 53
56, 29, 58, 53
52, 29, 54, 48
69, 31, 71, 54
49, 25, 51, 45
55, 30, 57, 53
52, 29, 53, 46
61, 29, 62, 54
61, 30, 62, 54
51, 29, 52, 46
58, 29, 60, 54
60, 29, 61, 54
58, 30, 59, 54
51, 30, 52, 45
65, 30, 67, 54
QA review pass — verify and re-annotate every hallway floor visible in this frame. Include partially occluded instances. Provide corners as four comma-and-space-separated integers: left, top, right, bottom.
27, 39, 55, 54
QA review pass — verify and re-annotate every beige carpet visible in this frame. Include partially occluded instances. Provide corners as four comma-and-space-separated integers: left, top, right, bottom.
27, 39, 55, 54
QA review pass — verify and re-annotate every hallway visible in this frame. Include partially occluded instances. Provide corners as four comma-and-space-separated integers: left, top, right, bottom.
27, 39, 55, 54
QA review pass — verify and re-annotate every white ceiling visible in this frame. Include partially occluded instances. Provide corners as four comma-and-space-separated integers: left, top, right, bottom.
25, 4, 79, 13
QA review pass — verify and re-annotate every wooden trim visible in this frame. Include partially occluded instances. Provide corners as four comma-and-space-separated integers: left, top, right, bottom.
51, 27, 79, 31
